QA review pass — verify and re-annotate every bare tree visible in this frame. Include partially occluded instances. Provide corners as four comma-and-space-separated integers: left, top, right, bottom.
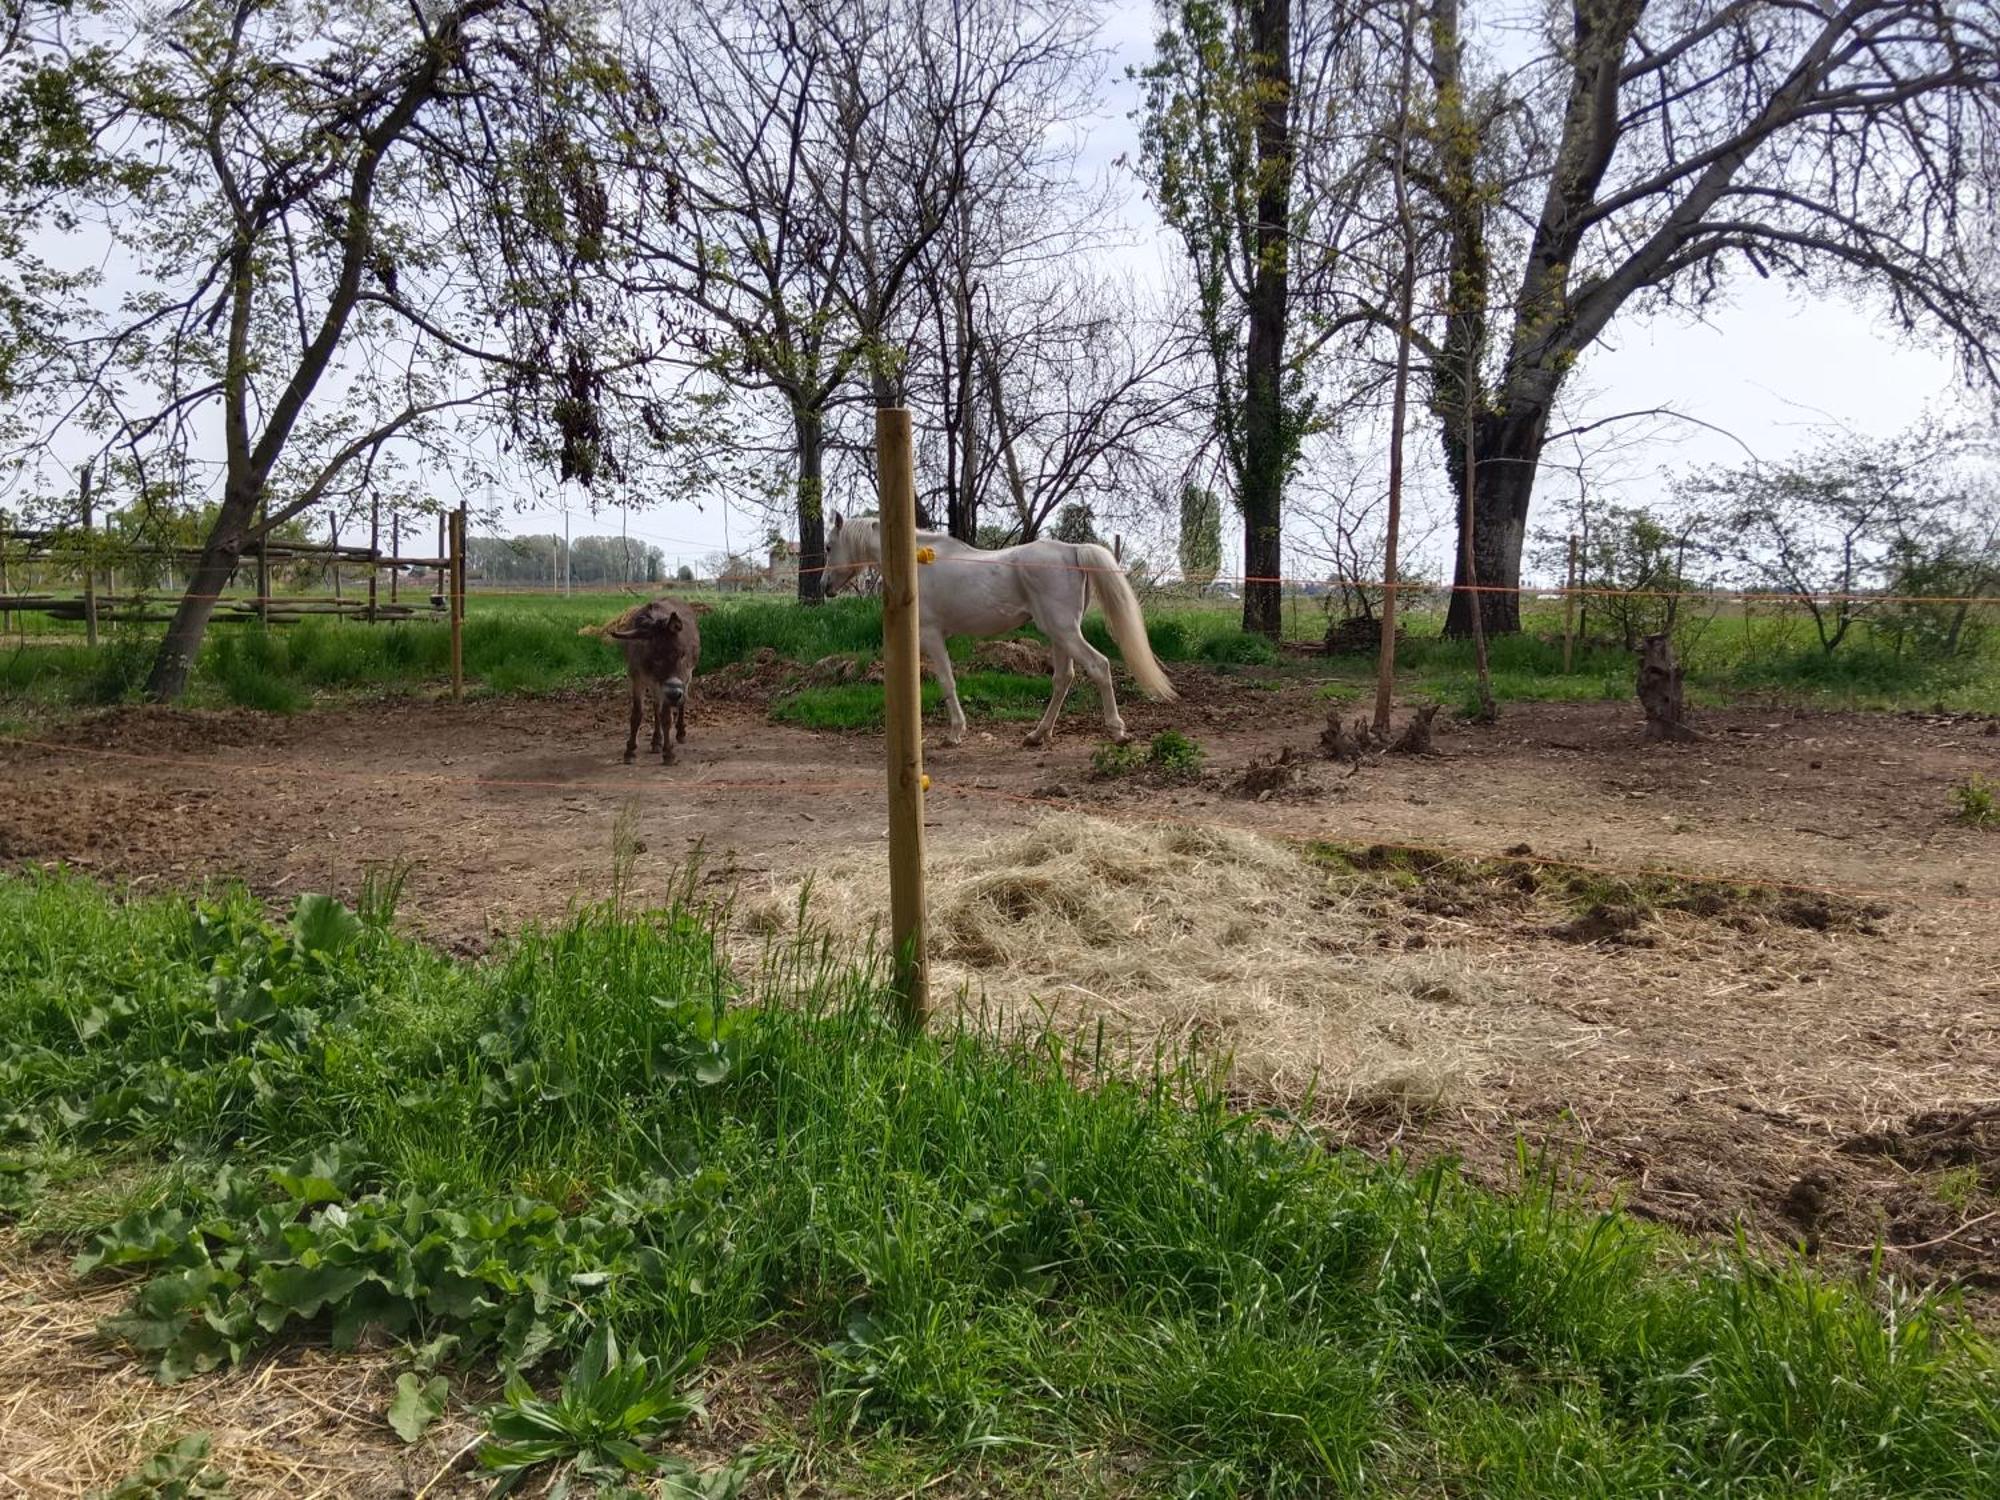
14, 0, 658, 700
1398, 0, 2000, 639
973, 273, 1195, 542
629, 0, 1098, 597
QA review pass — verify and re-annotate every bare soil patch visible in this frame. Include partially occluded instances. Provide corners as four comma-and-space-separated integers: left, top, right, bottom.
3, 678, 1997, 1299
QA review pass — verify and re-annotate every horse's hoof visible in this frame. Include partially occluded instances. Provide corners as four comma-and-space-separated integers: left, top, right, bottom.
1111, 731, 1133, 746
1022, 732, 1045, 748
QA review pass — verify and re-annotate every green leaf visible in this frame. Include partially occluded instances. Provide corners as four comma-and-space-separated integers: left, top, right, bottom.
693, 1054, 731, 1086
387, 1371, 449, 1444
87, 1430, 227, 1498
290, 892, 361, 959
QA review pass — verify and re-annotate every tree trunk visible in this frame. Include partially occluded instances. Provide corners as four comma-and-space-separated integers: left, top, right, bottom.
145, 497, 253, 701
1241, 0, 1291, 641
951, 328, 980, 543
795, 403, 826, 605
1443, 404, 1548, 638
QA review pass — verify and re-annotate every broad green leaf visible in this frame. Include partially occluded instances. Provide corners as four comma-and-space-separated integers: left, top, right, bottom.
290, 892, 361, 959
387, 1372, 449, 1444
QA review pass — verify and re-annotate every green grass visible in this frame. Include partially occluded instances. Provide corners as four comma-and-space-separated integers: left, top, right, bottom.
2, 870, 1996, 1495
5, 586, 1999, 718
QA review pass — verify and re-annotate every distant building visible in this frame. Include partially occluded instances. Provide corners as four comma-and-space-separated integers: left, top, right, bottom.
766, 539, 799, 591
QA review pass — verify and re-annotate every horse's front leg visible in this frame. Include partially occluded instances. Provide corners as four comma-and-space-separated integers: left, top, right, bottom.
922, 627, 967, 747
1023, 651, 1075, 748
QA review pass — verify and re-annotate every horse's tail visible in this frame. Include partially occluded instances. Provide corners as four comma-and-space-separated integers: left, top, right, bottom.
1076, 544, 1176, 702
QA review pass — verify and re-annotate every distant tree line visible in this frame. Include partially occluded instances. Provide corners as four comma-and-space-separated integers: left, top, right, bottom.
467, 534, 668, 587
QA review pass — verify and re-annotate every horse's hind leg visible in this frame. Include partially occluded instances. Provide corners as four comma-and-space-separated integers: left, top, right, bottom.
1051, 626, 1127, 743
1023, 650, 1075, 748
922, 624, 966, 746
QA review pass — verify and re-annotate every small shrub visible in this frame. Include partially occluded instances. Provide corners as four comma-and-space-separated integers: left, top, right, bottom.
1091, 740, 1145, 778
1146, 728, 1206, 779
1092, 730, 1206, 782
1952, 775, 1998, 828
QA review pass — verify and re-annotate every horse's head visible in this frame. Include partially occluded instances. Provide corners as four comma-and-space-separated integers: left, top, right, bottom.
820, 511, 873, 597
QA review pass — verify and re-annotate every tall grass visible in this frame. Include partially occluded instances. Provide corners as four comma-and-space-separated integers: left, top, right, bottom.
2, 870, 1995, 1495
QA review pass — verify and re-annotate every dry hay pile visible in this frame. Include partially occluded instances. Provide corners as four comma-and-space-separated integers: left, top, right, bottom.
749, 813, 1525, 1115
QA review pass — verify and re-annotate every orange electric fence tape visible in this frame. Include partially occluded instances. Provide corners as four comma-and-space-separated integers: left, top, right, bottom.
6, 566, 2000, 610
0, 732, 1985, 915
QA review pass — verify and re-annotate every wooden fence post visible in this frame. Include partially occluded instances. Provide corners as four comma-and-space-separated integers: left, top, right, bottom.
1562, 532, 1579, 675
329, 515, 343, 611
450, 505, 466, 701
875, 406, 929, 1028
80, 462, 98, 647
256, 499, 271, 626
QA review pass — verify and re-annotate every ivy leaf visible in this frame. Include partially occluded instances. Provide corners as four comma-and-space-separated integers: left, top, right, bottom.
388, 1371, 450, 1444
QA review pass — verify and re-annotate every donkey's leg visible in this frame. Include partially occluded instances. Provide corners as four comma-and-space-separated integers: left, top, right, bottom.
1022, 650, 1075, 748
1050, 625, 1128, 743
659, 686, 676, 764
675, 694, 687, 743
922, 624, 966, 746
624, 680, 642, 763
650, 683, 664, 753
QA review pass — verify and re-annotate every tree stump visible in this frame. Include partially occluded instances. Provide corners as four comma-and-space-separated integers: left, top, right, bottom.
1638, 632, 1700, 742
1321, 712, 1376, 763
1388, 703, 1440, 755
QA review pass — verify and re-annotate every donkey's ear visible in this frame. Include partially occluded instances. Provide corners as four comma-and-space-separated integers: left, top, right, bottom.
666, 612, 684, 633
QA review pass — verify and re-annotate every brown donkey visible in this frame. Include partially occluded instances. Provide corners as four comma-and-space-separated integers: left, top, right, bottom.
583, 600, 704, 763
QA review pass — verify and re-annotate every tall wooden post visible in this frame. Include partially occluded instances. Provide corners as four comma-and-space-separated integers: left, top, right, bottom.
80, 462, 98, 647
0, 518, 12, 636
449, 504, 466, 701
1562, 532, 1579, 675
329, 515, 343, 611
256, 499, 271, 625
367, 494, 380, 623
875, 407, 929, 1028
389, 506, 399, 605
1373, 0, 1418, 738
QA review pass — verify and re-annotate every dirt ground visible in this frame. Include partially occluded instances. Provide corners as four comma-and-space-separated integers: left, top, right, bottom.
3, 669, 1998, 1312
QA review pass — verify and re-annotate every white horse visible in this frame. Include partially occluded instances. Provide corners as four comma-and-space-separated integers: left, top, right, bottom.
821, 513, 1176, 747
